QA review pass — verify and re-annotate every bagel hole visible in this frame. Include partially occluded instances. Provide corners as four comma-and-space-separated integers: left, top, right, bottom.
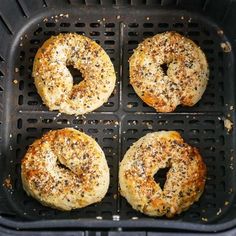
160, 63, 168, 75
67, 65, 83, 85
57, 161, 71, 171
154, 167, 170, 190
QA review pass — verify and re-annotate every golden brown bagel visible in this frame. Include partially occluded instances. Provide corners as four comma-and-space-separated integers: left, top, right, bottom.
21, 128, 109, 210
33, 33, 116, 115
119, 131, 206, 217
129, 32, 209, 112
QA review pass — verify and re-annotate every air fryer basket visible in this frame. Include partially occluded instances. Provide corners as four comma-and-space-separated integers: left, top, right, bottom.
0, 0, 236, 232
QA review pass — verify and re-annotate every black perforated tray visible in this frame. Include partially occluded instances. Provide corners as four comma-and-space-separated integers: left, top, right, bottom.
0, 0, 236, 233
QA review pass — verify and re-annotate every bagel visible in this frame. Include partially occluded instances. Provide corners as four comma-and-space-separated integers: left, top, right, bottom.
119, 131, 206, 217
33, 33, 116, 115
21, 128, 109, 210
129, 32, 209, 112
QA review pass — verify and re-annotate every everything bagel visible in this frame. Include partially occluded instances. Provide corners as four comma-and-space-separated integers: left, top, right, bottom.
21, 128, 109, 210
119, 131, 206, 217
129, 32, 209, 112
33, 33, 116, 115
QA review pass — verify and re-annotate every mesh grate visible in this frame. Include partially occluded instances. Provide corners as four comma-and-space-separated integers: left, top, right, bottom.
0, 5, 235, 229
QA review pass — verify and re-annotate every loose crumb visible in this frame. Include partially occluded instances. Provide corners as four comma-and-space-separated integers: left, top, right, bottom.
224, 118, 233, 132
3, 176, 12, 189
113, 194, 117, 199
112, 215, 120, 221
13, 79, 18, 84
181, 16, 184, 20
127, 104, 133, 108
15, 68, 19, 73
104, 120, 111, 125
221, 42, 231, 53
201, 217, 208, 222
216, 208, 222, 215
217, 29, 224, 35
146, 17, 150, 20
225, 201, 229, 206
230, 105, 234, 111
147, 123, 153, 129
116, 15, 121, 20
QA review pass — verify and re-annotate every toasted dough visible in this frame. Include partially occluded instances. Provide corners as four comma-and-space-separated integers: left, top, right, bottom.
33, 33, 116, 115
129, 32, 209, 112
119, 131, 206, 217
21, 128, 109, 210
